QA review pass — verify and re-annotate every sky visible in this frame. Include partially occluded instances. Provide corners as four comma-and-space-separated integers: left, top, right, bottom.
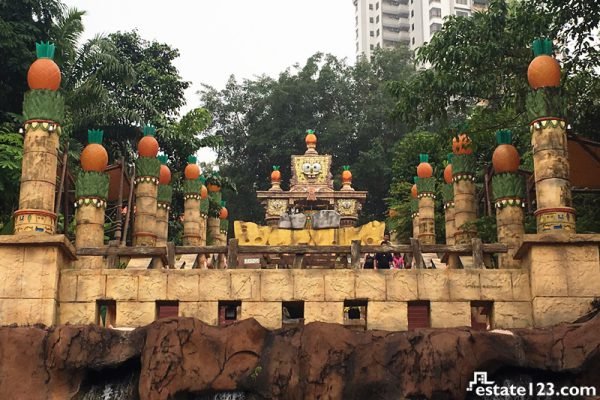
62, 0, 357, 115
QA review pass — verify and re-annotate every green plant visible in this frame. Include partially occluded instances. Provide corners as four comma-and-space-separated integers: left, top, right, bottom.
135, 156, 161, 178
22, 90, 65, 123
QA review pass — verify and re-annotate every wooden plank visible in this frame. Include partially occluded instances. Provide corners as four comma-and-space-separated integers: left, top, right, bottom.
126, 257, 151, 270
105, 240, 119, 269
410, 238, 426, 269
471, 238, 484, 269
227, 238, 239, 269
175, 246, 228, 254
176, 254, 197, 269
361, 243, 507, 254
166, 242, 175, 269
292, 254, 304, 269
77, 246, 166, 257
351, 240, 361, 269
514, 233, 600, 260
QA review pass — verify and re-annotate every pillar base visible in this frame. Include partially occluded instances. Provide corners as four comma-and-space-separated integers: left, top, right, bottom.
14, 209, 56, 235
534, 207, 576, 232
340, 218, 357, 228
0, 234, 76, 326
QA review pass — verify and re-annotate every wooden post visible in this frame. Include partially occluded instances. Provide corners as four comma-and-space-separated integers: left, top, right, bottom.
106, 240, 119, 269
471, 238, 484, 269
121, 164, 135, 246
227, 238, 239, 268
351, 240, 361, 269
410, 238, 425, 269
292, 254, 304, 269
167, 241, 175, 269
54, 149, 68, 231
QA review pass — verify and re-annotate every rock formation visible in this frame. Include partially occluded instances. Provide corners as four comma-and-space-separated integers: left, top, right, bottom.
1, 313, 599, 400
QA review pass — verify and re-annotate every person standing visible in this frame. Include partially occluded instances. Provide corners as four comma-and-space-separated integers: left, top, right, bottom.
374, 236, 393, 269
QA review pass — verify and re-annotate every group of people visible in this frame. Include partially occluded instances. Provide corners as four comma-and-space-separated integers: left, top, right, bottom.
363, 234, 410, 270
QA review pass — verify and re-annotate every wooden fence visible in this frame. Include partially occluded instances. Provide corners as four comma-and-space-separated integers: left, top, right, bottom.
77, 238, 507, 270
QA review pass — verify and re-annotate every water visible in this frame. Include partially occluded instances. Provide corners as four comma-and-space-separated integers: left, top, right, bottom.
75, 363, 139, 400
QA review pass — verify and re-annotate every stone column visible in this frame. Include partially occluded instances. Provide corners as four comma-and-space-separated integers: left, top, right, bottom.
526, 38, 575, 232
133, 126, 160, 246
74, 130, 109, 269
492, 130, 525, 269
154, 155, 172, 268
452, 138, 477, 244
416, 155, 436, 244
15, 42, 64, 234
183, 178, 202, 246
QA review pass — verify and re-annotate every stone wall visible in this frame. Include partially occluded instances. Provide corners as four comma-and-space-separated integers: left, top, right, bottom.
518, 233, 600, 327
0, 235, 75, 326
58, 268, 532, 330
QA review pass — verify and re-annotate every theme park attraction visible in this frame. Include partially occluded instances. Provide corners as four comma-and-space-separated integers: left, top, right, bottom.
1, 40, 600, 399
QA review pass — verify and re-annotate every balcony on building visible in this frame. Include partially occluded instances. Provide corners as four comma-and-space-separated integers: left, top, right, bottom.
382, 30, 410, 43
382, 0, 409, 15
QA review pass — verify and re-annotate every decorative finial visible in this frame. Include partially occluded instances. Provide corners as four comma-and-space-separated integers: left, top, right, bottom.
495, 129, 513, 145
143, 124, 156, 137
87, 129, 104, 144
35, 42, 56, 59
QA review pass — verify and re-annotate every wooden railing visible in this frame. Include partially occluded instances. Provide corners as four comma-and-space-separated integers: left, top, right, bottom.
77, 238, 507, 270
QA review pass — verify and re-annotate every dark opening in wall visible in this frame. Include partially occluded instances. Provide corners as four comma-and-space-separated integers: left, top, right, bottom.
282, 301, 304, 327
156, 300, 179, 320
219, 300, 241, 326
408, 301, 430, 329
471, 301, 493, 330
96, 300, 116, 328
344, 299, 367, 330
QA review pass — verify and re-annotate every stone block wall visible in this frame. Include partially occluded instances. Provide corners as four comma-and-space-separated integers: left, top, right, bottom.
518, 234, 600, 327
57, 268, 533, 330
0, 235, 75, 326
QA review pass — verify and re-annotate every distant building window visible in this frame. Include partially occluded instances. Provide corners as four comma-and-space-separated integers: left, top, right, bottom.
411, 10, 414, 17
456, 10, 470, 17
429, 7, 442, 18
282, 301, 304, 327
356, 42, 359, 52
219, 301, 241, 326
430, 22, 442, 33
376, 28, 380, 36
376, 2, 379, 9
376, 15, 380, 23
411, 23, 415, 31
369, 4, 373, 10
370, 30, 374, 36
97, 300, 116, 328
412, 37, 415, 45
356, 29, 359, 38
471, 301, 493, 330
156, 300, 179, 319
408, 301, 430, 329
370, 16, 374, 23
456, 0, 468, 4
376, 42, 381, 48
370, 44, 374, 50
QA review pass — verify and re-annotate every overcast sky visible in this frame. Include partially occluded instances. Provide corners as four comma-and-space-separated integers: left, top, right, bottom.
62, 0, 357, 114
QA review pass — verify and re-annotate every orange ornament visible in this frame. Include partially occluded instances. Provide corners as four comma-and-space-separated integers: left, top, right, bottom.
305, 129, 317, 145
271, 166, 281, 182
219, 207, 228, 220
389, 209, 398, 218
452, 134, 473, 155
138, 125, 159, 157
492, 130, 520, 173
27, 42, 61, 91
200, 185, 208, 199
80, 130, 108, 172
443, 164, 453, 184
411, 184, 418, 199
184, 156, 200, 180
416, 154, 433, 178
159, 165, 171, 184
207, 183, 221, 192
527, 39, 561, 89
342, 166, 352, 183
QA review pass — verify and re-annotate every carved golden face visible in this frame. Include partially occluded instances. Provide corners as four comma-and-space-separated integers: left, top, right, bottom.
267, 199, 287, 216
294, 156, 329, 184
336, 199, 357, 216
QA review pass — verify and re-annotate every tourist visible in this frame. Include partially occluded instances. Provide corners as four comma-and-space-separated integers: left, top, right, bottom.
392, 253, 404, 269
363, 254, 375, 269
374, 236, 393, 269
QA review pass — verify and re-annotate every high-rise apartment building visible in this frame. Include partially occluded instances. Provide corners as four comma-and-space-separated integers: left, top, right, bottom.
354, 0, 489, 59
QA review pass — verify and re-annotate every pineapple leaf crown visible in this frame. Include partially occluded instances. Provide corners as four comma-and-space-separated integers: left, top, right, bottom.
272, 165, 280, 171
496, 129, 513, 145
306, 129, 315, 135
199, 175, 206, 184
447, 153, 454, 164
35, 42, 56, 59
343, 165, 350, 171
157, 155, 168, 165
87, 129, 104, 144
413, 176, 418, 184
187, 155, 197, 164
532, 38, 553, 57
419, 154, 429, 163
143, 124, 156, 137
221, 200, 226, 207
